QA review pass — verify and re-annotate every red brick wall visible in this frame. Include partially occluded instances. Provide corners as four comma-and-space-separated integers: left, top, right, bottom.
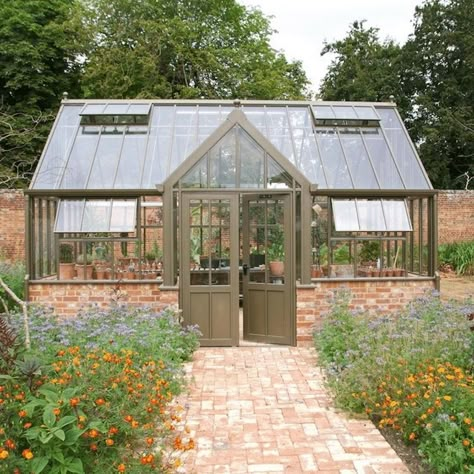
28, 282, 178, 316
438, 190, 474, 244
0, 190, 25, 262
296, 279, 436, 344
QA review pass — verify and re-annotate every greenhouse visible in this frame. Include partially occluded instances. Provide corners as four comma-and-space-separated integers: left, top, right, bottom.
26, 99, 438, 346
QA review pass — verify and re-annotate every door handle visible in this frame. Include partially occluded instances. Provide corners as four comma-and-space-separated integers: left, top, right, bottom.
242, 264, 248, 276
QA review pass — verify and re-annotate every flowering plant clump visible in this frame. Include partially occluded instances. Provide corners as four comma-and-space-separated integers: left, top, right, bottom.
0, 305, 200, 473
314, 290, 474, 473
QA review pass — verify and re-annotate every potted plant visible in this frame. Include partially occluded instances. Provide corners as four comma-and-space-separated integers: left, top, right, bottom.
267, 225, 285, 276
59, 243, 75, 280
125, 263, 135, 280
76, 253, 93, 280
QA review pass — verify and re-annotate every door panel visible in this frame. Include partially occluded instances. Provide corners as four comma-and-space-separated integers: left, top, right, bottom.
181, 194, 239, 346
242, 194, 294, 345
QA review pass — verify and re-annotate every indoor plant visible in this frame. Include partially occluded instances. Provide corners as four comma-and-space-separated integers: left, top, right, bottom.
59, 243, 75, 280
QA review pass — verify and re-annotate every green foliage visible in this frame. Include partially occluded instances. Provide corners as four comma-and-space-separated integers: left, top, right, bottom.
0, 305, 200, 472
439, 241, 474, 275
267, 224, 284, 261
59, 244, 74, 264
314, 291, 474, 473
359, 241, 380, 264
0, 261, 26, 310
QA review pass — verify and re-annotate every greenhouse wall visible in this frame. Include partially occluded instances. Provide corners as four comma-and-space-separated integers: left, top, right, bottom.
28, 282, 178, 316
296, 279, 436, 343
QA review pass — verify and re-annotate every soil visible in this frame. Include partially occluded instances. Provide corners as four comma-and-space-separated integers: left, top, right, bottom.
440, 273, 474, 301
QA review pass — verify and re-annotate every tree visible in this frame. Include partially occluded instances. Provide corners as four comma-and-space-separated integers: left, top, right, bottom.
319, 21, 408, 113
402, 0, 474, 189
0, 0, 84, 188
80, 0, 310, 100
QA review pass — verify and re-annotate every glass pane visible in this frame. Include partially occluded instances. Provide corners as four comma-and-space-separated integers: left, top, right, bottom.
209, 128, 236, 188
240, 129, 264, 188
127, 104, 151, 115
267, 158, 292, 188
356, 200, 386, 231
171, 127, 199, 169
143, 126, 172, 187
198, 107, 222, 127
265, 107, 289, 129
155, 105, 175, 126
115, 131, 148, 188
174, 106, 198, 126
60, 128, 100, 189
333, 106, 357, 119
243, 107, 266, 132
382, 200, 412, 231
81, 104, 106, 115
181, 155, 208, 188
267, 128, 295, 164
110, 200, 137, 232
363, 129, 404, 189
102, 104, 130, 115
267, 222, 285, 284
299, 130, 327, 187
340, 131, 379, 189
82, 201, 111, 232
332, 200, 359, 231
33, 105, 82, 189
355, 106, 379, 120
316, 129, 353, 188
312, 105, 335, 119
54, 200, 85, 233
378, 108, 430, 189
87, 132, 124, 188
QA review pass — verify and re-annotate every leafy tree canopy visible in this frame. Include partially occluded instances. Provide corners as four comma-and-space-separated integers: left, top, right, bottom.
80, 0, 310, 100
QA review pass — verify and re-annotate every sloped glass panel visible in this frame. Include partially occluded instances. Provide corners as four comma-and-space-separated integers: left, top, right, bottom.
357, 200, 386, 231
60, 128, 100, 189
265, 107, 289, 128
268, 128, 295, 165
333, 106, 357, 119
382, 200, 412, 231
174, 106, 198, 126
127, 104, 151, 115
313, 105, 335, 119
142, 125, 171, 187
287, 107, 312, 128
267, 158, 292, 189
103, 104, 131, 115
355, 106, 379, 120
110, 200, 136, 232
181, 155, 208, 188
198, 107, 222, 127
87, 131, 124, 188
33, 105, 82, 189
115, 130, 148, 188
243, 107, 266, 131
54, 200, 85, 233
155, 106, 175, 126
240, 129, 264, 188
82, 201, 111, 232
171, 127, 198, 169
298, 130, 327, 187
362, 129, 404, 189
332, 200, 359, 231
340, 131, 379, 188
377, 108, 430, 189
316, 129, 352, 188
80, 104, 106, 115
209, 128, 236, 188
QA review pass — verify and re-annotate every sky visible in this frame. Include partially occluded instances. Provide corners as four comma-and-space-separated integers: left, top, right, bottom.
239, 0, 422, 93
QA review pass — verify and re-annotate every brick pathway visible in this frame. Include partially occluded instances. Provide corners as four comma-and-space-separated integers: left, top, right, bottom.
178, 346, 408, 473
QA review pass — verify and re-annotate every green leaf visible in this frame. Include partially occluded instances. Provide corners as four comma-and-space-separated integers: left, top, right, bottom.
39, 432, 53, 444
57, 416, 77, 429
43, 406, 56, 428
52, 429, 66, 441
65, 458, 84, 474
64, 427, 84, 445
38, 388, 59, 404
52, 450, 65, 464
31, 456, 50, 474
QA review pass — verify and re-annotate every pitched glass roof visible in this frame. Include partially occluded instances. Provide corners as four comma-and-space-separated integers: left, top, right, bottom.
31, 101, 432, 191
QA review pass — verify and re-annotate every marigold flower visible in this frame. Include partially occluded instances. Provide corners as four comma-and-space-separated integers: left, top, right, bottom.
53, 408, 61, 416
464, 418, 472, 425
146, 437, 154, 446
0, 449, 9, 459
18, 410, 27, 418
105, 438, 114, 446
95, 398, 105, 406
23, 422, 32, 429
117, 464, 126, 472
463, 439, 470, 447
443, 395, 452, 401
90, 443, 97, 451
108, 427, 119, 435
5, 439, 15, 449
22, 449, 34, 460
69, 398, 80, 407
88, 429, 99, 438
408, 432, 416, 441
471, 447, 474, 455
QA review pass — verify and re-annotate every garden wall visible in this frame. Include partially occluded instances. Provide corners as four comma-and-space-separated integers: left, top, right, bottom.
0, 190, 25, 262
296, 279, 436, 343
27, 282, 178, 316
437, 190, 474, 244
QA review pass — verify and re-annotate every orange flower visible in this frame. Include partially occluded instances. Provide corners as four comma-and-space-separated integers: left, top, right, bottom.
88, 429, 99, 438
22, 449, 34, 460
23, 422, 32, 429
464, 418, 472, 425
105, 439, 114, 446
4, 439, 15, 450
471, 447, 474, 455
0, 449, 9, 459
124, 415, 133, 423
95, 398, 105, 406
146, 437, 154, 446
117, 464, 126, 472
53, 408, 61, 416
108, 427, 119, 435
463, 439, 471, 447
18, 410, 27, 418
90, 443, 98, 451
131, 420, 139, 428
408, 432, 416, 441
69, 398, 80, 407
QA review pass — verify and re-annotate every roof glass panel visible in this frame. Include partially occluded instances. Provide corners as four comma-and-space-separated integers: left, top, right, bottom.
102, 104, 131, 115
377, 107, 430, 189
80, 104, 106, 115
240, 128, 265, 189
33, 105, 82, 189
316, 129, 352, 188
332, 200, 359, 231
127, 103, 151, 115
339, 130, 379, 188
114, 129, 148, 188
242, 106, 266, 131
354, 106, 379, 120
312, 105, 335, 119
333, 106, 358, 119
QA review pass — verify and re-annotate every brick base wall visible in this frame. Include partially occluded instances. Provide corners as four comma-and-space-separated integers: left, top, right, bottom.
296, 279, 436, 344
28, 282, 178, 316
0, 190, 25, 262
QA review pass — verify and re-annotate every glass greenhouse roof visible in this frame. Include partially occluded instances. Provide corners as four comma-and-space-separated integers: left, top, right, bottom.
31, 100, 432, 191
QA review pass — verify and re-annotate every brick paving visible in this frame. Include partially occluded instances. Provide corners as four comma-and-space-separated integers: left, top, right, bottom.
178, 346, 408, 473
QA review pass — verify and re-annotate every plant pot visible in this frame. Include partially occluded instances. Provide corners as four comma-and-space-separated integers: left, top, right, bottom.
250, 254, 265, 268
269, 261, 284, 277
59, 263, 75, 280
75, 264, 93, 280
311, 265, 323, 278
125, 271, 135, 280
371, 269, 380, 277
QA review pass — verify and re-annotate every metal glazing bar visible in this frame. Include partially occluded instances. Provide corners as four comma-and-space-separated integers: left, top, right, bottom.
38, 199, 44, 277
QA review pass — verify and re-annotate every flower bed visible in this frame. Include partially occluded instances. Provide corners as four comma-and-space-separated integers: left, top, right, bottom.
314, 291, 474, 473
0, 305, 200, 473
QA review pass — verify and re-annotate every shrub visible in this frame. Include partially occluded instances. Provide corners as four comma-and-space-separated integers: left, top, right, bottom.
439, 241, 474, 275
0, 260, 26, 310
314, 291, 474, 472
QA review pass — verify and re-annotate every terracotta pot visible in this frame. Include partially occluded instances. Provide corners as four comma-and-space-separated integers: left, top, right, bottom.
125, 271, 135, 280
75, 264, 93, 280
269, 261, 284, 276
311, 265, 323, 278
59, 263, 75, 280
